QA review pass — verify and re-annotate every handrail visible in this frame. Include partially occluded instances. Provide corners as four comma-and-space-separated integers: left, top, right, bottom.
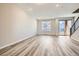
70, 17, 79, 36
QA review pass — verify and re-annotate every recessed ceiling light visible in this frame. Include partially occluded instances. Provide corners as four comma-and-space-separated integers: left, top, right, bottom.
56, 4, 59, 7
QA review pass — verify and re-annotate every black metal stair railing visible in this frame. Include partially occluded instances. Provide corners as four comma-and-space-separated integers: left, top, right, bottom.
70, 17, 79, 36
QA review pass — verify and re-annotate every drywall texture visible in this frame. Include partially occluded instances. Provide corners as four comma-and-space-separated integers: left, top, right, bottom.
0, 4, 36, 48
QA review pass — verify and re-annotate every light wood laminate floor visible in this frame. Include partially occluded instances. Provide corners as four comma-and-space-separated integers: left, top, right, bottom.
0, 35, 79, 56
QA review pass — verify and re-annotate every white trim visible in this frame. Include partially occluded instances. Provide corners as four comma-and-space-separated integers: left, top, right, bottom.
0, 33, 36, 50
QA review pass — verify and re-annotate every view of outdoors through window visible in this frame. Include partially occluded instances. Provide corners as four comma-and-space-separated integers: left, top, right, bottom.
59, 21, 65, 32
41, 21, 51, 32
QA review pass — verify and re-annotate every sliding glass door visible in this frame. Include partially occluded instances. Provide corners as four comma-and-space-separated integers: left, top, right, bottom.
59, 21, 65, 35
59, 20, 71, 36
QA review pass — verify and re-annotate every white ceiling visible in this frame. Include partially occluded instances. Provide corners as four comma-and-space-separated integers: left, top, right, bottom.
15, 3, 79, 19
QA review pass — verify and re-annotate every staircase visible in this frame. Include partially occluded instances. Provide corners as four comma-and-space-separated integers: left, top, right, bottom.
70, 17, 79, 41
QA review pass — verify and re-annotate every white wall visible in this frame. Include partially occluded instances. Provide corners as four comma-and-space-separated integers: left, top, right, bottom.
66, 20, 72, 35
0, 4, 36, 49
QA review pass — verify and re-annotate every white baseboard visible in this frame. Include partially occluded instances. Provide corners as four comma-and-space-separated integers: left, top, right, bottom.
0, 33, 36, 50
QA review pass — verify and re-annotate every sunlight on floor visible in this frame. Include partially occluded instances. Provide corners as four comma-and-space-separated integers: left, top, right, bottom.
38, 36, 53, 48
38, 35, 71, 48
58, 36, 71, 46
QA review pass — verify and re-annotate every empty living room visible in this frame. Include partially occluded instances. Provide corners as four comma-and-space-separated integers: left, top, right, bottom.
0, 1, 79, 57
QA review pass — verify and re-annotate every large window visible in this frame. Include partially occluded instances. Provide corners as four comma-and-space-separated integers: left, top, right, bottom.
41, 21, 51, 32
59, 21, 65, 32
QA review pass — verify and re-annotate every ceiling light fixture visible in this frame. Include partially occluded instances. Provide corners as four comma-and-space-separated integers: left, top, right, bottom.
56, 4, 60, 7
